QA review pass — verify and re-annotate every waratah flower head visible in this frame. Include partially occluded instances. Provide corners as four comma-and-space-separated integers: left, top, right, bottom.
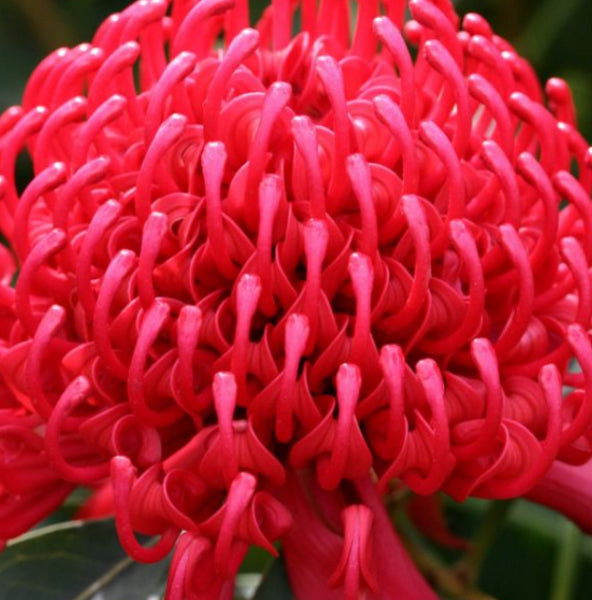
1, 0, 592, 597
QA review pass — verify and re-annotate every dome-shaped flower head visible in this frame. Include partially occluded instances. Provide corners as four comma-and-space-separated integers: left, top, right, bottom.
1, 0, 592, 597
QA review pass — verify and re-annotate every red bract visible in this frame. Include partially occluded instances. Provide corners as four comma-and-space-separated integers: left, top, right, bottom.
1, 0, 592, 597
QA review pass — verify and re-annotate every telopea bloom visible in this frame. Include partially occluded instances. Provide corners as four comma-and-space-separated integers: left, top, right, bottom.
0, 0, 592, 598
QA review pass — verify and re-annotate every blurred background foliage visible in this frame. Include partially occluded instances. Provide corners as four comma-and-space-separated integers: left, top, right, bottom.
0, 0, 591, 140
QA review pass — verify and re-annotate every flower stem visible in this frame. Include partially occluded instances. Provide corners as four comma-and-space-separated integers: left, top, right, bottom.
550, 520, 581, 600
406, 538, 496, 600
456, 500, 516, 585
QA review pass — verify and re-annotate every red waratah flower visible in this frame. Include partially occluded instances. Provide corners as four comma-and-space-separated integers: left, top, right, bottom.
1, 0, 592, 597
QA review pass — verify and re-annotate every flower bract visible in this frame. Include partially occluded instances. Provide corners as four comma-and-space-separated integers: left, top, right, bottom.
1, 0, 592, 598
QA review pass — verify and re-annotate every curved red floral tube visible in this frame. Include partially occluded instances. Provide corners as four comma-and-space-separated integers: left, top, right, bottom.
1, 0, 592, 598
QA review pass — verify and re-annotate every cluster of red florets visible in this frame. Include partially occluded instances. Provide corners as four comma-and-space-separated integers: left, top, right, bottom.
1, 1, 592, 598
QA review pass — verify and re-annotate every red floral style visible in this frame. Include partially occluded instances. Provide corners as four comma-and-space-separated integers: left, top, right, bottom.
1, 0, 592, 597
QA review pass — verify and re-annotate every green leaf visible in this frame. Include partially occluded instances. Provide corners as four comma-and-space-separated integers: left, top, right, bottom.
0, 519, 170, 600
445, 499, 592, 599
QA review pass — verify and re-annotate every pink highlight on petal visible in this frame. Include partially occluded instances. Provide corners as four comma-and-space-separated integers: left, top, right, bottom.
45, 376, 111, 483
276, 313, 310, 442
232, 273, 262, 403
373, 94, 418, 193
493, 224, 535, 355
203, 28, 261, 142
53, 156, 110, 231
379, 344, 407, 453
33, 96, 87, 171
13, 162, 68, 261
144, 51, 197, 145
302, 218, 329, 350
76, 199, 123, 318
173, 304, 203, 414
291, 116, 327, 218
347, 154, 379, 258
73, 94, 128, 170
468, 73, 513, 156
329, 505, 378, 600
128, 301, 183, 426
348, 252, 374, 367
87, 42, 141, 122
0, 107, 48, 213
138, 211, 168, 308
93, 249, 137, 380
316, 55, 351, 206
202, 141, 237, 279
25, 305, 69, 420
424, 39, 470, 157
15, 228, 67, 336
213, 371, 240, 486
373, 16, 415, 123
136, 113, 188, 223
318, 363, 372, 490
211, 471, 256, 574
546, 77, 577, 126
111, 455, 179, 562
172, 0, 234, 57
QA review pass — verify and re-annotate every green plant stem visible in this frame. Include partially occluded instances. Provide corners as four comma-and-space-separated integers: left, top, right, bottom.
457, 500, 516, 585
408, 541, 496, 600
550, 520, 581, 600
72, 557, 134, 600
393, 511, 496, 600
